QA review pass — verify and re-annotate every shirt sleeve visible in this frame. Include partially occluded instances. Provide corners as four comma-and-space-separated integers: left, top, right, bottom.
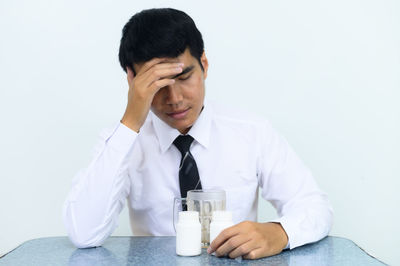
63, 122, 138, 248
257, 121, 334, 250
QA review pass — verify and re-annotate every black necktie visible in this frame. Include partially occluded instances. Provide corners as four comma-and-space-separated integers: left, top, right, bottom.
173, 135, 203, 200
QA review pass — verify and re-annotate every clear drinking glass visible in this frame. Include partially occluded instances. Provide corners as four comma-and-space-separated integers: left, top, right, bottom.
174, 189, 226, 247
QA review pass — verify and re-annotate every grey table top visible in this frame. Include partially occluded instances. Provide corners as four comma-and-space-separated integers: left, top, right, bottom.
0, 236, 386, 266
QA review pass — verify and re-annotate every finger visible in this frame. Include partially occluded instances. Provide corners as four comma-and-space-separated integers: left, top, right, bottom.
209, 225, 239, 253
214, 234, 251, 258
143, 66, 183, 89
151, 62, 184, 71
141, 62, 184, 82
137, 57, 164, 75
138, 57, 180, 75
148, 78, 175, 94
243, 247, 263, 260
228, 239, 255, 259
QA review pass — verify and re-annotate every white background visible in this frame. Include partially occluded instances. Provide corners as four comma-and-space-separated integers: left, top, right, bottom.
0, 0, 399, 264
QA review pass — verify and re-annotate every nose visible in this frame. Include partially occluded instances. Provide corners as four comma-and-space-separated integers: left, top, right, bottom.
165, 84, 183, 106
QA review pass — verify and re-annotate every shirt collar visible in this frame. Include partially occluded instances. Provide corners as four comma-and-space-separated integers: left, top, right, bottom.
151, 100, 213, 153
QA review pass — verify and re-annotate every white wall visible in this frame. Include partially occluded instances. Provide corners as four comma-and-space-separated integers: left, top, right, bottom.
0, 0, 398, 264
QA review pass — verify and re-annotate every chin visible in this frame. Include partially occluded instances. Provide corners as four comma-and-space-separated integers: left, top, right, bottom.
170, 120, 193, 133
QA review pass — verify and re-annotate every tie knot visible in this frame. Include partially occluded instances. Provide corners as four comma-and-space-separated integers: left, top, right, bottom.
173, 135, 194, 155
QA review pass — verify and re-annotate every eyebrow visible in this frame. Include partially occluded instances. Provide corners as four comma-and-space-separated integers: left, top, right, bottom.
171, 65, 194, 79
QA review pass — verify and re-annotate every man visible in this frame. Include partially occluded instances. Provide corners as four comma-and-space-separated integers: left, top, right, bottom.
63, 8, 333, 260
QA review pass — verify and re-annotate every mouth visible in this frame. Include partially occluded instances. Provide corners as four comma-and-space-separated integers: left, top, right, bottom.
166, 108, 190, 120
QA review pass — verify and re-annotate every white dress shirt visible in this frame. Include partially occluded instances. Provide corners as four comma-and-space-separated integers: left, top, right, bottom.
63, 100, 333, 249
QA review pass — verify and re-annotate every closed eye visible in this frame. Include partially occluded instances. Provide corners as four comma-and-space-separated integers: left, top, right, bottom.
179, 74, 192, 81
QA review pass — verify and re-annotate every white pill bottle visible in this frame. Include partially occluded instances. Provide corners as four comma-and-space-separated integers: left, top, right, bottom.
209, 210, 234, 244
176, 211, 202, 256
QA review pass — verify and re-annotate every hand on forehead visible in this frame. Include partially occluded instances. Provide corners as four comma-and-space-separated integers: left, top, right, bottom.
134, 61, 195, 81
133, 48, 194, 73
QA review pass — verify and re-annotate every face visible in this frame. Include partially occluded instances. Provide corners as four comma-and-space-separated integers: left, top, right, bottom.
143, 48, 209, 134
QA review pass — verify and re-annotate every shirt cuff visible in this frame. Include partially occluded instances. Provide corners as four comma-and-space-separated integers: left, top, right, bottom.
106, 122, 138, 153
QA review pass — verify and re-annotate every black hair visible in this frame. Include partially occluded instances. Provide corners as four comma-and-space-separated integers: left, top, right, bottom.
118, 8, 204, 75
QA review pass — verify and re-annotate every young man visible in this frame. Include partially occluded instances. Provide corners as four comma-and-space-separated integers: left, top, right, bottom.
63, 8, 333, 260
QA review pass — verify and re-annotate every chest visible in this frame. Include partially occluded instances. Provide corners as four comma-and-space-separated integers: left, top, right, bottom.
127, 135, 260, 211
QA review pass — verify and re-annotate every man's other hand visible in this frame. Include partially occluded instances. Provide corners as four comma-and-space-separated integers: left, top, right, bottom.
207, 221, 288, 260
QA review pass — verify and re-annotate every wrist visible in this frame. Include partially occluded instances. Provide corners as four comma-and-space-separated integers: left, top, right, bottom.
267, 222, 289, 250
121, 101, 151, 133
120, 115, 141, 133
275, 222, 289, 249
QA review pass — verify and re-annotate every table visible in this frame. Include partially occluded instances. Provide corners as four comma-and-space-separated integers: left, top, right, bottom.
0, 236, 386, 265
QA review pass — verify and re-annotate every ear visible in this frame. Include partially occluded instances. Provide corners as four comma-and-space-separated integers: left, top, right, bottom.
200, 51, 209, 79
126, 67, 135, 85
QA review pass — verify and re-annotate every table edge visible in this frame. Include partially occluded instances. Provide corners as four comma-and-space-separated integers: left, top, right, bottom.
0, 235, 388, 265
